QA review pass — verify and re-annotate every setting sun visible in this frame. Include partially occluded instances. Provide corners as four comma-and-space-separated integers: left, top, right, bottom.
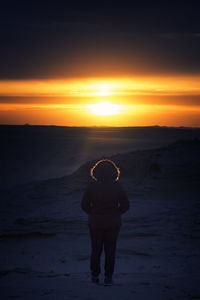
88, 101, 124, 116
0, 76, 200, 126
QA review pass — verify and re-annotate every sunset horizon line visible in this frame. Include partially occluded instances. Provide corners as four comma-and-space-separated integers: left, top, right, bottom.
1, 123, 200, 129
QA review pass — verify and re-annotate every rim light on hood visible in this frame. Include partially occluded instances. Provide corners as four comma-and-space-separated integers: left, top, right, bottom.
90, 159, 120, 182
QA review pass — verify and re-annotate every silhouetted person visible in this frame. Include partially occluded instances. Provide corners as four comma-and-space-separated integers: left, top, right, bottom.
81, 159, 130, 285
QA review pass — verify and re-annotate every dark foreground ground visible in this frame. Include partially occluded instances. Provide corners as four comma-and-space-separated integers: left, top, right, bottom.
0, 126, 200, 299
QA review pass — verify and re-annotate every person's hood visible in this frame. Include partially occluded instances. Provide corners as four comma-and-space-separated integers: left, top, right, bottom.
90, 159, 120, 182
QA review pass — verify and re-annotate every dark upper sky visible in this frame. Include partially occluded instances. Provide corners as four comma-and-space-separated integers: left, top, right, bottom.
1, 1, 200, 79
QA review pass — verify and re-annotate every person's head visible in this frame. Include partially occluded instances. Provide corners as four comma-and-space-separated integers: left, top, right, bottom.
90, 159, 120, 182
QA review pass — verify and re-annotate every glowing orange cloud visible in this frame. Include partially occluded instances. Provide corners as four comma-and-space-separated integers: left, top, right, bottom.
0, 76, 200, 127
0, 76, 200, 97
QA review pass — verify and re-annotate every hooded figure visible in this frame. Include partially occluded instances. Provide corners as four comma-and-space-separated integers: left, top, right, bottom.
81, 159, 130, 285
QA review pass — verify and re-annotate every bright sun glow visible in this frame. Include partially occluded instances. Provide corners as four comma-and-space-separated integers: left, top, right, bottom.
89, 101, 123, 115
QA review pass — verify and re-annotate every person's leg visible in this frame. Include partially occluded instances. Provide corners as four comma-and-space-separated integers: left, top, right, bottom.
104, 226, 120, 278
89, 227, 104, 277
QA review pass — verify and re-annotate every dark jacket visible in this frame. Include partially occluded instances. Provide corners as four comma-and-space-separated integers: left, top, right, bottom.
81, 180, 130, 229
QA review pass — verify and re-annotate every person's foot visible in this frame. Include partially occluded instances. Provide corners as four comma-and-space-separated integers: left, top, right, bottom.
104, 276, 113, 286
91, 275, 99, 284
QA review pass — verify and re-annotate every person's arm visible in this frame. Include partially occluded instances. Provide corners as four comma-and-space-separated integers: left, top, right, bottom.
118, 185, 130, 214
81, 186, 92, 214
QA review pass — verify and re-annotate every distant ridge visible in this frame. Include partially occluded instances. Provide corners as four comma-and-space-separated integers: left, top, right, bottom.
1, 125, 200, 190
71, 138, 200, 185
0, 124, 200, 129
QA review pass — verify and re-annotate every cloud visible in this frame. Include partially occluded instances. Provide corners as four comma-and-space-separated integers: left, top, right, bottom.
0, 4, 200, 79
0, 76, 200, 97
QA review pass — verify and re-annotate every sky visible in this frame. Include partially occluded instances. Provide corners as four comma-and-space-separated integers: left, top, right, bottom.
0, 2, 200, 126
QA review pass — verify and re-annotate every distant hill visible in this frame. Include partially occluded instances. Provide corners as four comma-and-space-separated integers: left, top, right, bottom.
1, 125, 200, 190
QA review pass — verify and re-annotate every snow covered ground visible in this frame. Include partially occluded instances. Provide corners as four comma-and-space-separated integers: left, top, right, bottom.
0, 130, 200, 299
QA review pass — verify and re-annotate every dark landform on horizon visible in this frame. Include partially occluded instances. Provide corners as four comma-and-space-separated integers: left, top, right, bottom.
1, 125, 200, 190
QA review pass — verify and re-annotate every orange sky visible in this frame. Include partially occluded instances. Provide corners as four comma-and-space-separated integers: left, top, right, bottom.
0, 75, 200, 127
